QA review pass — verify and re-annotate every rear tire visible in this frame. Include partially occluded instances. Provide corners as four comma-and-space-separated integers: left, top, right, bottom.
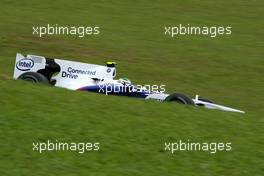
18, 72, 49, 84
165, 93, 194, 105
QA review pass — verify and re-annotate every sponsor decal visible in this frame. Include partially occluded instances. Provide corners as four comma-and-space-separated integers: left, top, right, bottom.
106, 68, 111, 73
16, 58, 34, 71
106, 68, 112, 73
62, 67, 96, 79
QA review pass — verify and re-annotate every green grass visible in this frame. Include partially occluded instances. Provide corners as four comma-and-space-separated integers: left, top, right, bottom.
0, 0, 263, 175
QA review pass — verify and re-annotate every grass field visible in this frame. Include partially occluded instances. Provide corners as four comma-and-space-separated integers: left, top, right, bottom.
0, 0, 263, 175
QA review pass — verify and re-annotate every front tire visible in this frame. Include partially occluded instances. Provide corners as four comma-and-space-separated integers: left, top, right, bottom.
165, 93, 194, 105
18, 72, 49, 84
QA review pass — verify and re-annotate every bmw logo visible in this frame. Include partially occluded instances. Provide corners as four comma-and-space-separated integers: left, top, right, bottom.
107, 68, 111, 73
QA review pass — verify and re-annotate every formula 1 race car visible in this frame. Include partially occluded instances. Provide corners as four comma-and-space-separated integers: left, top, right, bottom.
13, 53, 245, 113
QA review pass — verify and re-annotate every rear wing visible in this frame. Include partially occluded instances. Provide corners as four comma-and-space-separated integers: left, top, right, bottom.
14, 53, 46, 79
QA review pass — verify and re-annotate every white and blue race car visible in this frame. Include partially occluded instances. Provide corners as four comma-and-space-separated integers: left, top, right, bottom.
13, 53, 245, 113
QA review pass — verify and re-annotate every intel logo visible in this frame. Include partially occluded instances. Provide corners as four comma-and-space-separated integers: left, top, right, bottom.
16, 58, 34, 71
